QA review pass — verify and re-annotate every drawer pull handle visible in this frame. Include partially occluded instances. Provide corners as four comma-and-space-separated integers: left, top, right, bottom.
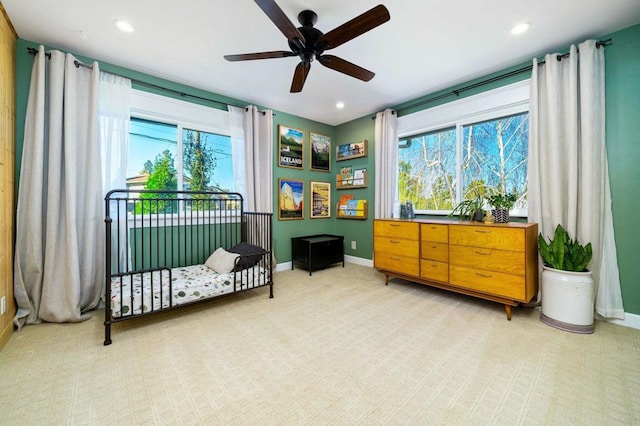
390, 224, 400, 227
475, 230, 491, 234
431, 245, 437, 249
430, 226, 437, 229
390, 240, 400, 244
391, 256, 401, 260
475, 250, 491, 256
475, 272, 492, 278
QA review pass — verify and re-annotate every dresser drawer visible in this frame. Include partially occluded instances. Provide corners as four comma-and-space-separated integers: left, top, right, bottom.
375, 236, 419, 258
449, 265, 525, 300
449, 245, 524, 275
421, 241, 449, 262
420, 223, 449, 243
449, 226, 524, 251
420, 259, 448, 283
374, 220, 420, 240
374, 252, 420, 276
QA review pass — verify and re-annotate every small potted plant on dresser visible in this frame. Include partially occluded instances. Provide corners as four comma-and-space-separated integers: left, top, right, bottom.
538, 224, 594, 334
486, 192, 517, 223
449, 187, 486, 222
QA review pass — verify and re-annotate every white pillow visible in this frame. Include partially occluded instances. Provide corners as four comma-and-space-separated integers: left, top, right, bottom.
205, 247, 239, 274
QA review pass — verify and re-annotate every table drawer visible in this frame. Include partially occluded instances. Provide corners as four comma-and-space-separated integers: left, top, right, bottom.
375, 236, 419, 258
449, 265, 525, 300
374, 252, 420, 277
420, 259, 449, 283
421, 223, 449, 243
421, 241, 449, 262
449, 245, 524, 275
449, 226, 524, 251
374, 220, 420, 240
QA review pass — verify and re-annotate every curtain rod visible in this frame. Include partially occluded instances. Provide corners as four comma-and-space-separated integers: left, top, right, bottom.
26, 47, 269, 115
372, 38, 612, 119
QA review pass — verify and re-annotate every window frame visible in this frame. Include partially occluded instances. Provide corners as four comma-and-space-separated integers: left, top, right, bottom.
397, 80, 530, 217
127, 90, 238, 223
130, 89, 232, 192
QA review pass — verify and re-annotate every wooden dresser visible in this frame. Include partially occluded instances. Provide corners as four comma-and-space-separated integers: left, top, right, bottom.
374, 219, 538, 319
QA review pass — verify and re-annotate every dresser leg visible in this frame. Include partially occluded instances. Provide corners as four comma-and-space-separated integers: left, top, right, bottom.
505, 305, 512, 320
385, 274, 389, 285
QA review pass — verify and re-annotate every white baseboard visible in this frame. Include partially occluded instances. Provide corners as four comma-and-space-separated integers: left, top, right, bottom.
345, 255, 373, 267
276, 256, 372, 273
276, 262, 292, 273
605, 312, 640, 330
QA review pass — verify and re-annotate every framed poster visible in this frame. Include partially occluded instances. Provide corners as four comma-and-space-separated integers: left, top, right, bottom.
336, 140, 368, 161
278, 178, 304, 220
310, 132, 331, 172
278, 125, 304, 169
310, 181, 331, 219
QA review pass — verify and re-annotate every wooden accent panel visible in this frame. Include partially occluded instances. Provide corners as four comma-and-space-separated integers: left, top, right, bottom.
449, 245, 524, 275
374, 252, 420, 276
373, 220, 419, 240
449, 226, 524, 251
449, 265, 525, 300
376, 236, 419, 258
420, 259, 448, 283
0, 6, 16, 350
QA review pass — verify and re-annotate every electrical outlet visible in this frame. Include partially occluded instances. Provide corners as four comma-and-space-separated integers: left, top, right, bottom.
351, 240, 357, 250
1, 296, 5, 315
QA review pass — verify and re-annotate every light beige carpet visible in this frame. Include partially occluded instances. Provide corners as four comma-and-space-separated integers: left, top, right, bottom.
1, 263, 639, 425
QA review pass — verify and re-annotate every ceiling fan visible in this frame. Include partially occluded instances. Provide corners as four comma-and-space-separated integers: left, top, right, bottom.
224, 0, 390, 93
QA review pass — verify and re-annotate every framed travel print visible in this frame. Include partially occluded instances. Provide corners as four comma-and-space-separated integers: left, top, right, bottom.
310, 181, 331, 219
278, 125, 304, 169
336, 140, 368, 161
278, 178, 304, 220
310, 132, 331, 172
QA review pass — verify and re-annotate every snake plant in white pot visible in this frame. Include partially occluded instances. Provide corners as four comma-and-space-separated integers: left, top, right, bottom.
538, 224, 594, 334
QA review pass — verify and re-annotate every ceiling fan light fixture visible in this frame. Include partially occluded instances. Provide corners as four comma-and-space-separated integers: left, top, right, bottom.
510, 22, 531, 35
114, 20, 135, 33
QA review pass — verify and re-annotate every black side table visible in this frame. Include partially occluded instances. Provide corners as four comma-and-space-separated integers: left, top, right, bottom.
291, 234, 345, 276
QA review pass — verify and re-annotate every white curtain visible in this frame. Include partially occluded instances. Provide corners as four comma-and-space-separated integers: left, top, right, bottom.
14, 46, 103, 328
229, 105, 247, 199
242, 105, 273, 212
99, 72, 131, 272
528, 40, 624, 319
374, 109, 398, 218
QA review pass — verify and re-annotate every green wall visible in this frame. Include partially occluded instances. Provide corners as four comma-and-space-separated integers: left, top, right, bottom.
14, 23, 640, 314
271, 112, 336, 262
602, 24, 640, 314
334, 115, 376, 258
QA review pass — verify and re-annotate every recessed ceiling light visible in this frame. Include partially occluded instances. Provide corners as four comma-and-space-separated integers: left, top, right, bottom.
114, 20, 135, 33
511, 22, 530, 35
336, 102, 345, 109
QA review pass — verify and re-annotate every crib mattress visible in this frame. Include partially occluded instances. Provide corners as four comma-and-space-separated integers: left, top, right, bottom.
110, 264, 267, 317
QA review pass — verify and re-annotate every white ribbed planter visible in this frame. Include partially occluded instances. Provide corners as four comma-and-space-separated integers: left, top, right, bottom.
540, 265, 594, 334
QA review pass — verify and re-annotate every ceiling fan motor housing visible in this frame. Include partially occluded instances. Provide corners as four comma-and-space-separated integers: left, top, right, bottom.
288, 10, 325, 63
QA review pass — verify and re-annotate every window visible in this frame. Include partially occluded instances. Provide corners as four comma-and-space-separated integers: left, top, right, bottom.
397, 80, 530, 216
126, 90, 237, 214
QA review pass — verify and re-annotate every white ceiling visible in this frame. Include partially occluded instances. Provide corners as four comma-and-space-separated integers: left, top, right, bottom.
4, 0, 640, 125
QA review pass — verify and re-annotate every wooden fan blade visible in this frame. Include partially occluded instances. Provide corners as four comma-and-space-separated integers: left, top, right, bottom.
224, 51, 297, 61
254, 0, 305, 47
290, 61, 311, 93
318, 55, 375, 81
317, 4, 390, 50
